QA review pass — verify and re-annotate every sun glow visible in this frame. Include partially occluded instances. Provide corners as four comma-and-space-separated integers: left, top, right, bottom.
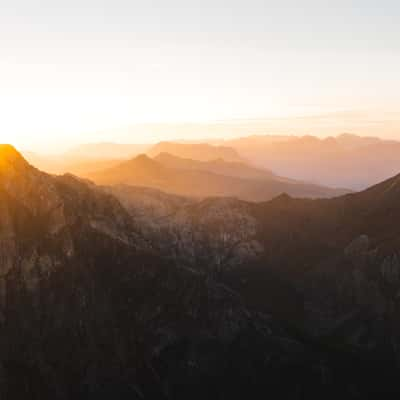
1, 1, 400, 153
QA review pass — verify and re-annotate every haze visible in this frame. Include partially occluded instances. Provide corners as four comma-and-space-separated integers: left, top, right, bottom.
1, 0, 400, 152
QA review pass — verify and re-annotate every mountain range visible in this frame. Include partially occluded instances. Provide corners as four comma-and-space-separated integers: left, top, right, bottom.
147, 141, 244, 162
85, 153, 348, 201
1, 144, 400, 398
218, 133, 400, 189
25, 133, 400, 191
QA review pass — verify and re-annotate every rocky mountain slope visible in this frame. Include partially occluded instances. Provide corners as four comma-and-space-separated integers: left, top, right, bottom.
0, 145, 399, 398
112, 171, 400, 397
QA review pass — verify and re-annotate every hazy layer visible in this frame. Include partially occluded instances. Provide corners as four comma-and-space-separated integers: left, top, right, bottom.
1, 0, 399, 151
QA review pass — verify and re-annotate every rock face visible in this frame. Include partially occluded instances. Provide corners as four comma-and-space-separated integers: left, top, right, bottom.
111, 189, 263, 276
1, 146, 400, 398
114, 172, 400, 392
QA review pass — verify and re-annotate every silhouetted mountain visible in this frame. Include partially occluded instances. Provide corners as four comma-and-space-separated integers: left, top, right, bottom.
86, 153, 349, 201
49, 133, 400, 190
335, 133, 383, 148
154, 152, 279, 181
147, 141, 244, 162
2, 145, 382, 399
223, 133, 400, 189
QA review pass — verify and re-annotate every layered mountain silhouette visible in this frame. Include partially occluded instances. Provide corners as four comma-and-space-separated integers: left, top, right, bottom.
28, 133, 400, 191
153, 152, 277, 180
220, 133, 400, 189
86, 153, 348, 201
1, 145, 400, 398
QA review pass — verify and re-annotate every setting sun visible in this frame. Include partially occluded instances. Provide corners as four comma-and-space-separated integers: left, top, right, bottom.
1, 1, 400, 152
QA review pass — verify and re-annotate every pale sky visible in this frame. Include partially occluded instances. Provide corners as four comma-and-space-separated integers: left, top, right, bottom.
1, 0, 400, 151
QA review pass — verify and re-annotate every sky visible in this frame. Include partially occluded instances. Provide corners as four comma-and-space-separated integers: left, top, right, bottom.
1, 0, 400, 152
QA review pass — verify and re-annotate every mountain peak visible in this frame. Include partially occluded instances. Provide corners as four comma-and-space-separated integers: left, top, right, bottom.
0, 144, 22, 159
123, 153, 163, 173
0, 144, 28, 170
270, 192, 293, 203
131, 154, 154, 164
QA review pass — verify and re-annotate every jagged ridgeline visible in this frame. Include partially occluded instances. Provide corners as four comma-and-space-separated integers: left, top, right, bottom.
1, 145, 400, 399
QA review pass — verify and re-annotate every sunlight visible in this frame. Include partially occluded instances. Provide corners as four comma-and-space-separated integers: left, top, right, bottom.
0, 144, 19, 170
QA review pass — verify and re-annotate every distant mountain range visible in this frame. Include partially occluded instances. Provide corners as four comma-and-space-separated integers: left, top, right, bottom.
85, 153, 348, 201
219, 133, 400, 189
147, 141, 244, 162
153, 152, 276, 180
23, 141, 244, 175
25, 133, 400, 191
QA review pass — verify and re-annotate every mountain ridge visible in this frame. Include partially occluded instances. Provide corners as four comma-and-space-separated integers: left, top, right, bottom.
24, 133, 400, 191
86, 152, 349, 201
147, 141, 244, 162
219, 133, 400, 189
1, 145, 400, 397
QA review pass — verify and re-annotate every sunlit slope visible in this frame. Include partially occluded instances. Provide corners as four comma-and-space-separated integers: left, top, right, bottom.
86, 153, 349, 201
